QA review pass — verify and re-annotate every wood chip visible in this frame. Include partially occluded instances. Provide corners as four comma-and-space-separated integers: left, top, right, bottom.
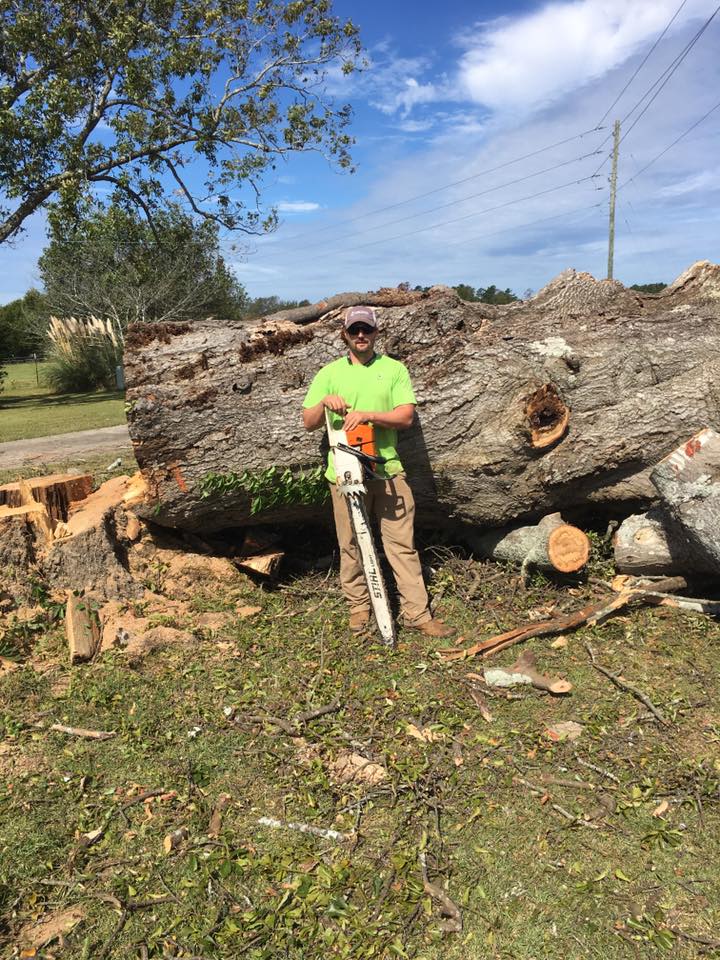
163, 827, 189, 854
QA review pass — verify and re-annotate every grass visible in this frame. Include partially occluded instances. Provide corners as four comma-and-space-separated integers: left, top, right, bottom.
2, 526, 720, 958
0, 361, 126, 442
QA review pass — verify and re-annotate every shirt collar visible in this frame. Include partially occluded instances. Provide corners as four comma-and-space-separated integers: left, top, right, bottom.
346, 351, 378, 367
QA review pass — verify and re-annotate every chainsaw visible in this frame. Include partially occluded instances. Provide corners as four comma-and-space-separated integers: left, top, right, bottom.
325, 410, 396, 646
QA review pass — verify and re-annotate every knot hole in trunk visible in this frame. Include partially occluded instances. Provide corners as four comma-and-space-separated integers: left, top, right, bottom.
524, 383, 569, 450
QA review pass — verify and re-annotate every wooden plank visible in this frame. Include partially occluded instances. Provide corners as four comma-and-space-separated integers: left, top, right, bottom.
65, 592, 101, 664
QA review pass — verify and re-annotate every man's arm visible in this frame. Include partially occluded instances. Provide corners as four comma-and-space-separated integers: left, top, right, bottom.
343, 404, 415, 432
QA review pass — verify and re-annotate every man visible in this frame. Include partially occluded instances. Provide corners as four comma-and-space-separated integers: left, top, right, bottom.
302, 305, 454, 639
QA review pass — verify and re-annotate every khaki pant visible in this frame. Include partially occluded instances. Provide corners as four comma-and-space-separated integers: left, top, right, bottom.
329, 475, 431, 626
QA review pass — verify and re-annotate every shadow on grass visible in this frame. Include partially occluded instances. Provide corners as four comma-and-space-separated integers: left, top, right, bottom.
0, 390, 124, 410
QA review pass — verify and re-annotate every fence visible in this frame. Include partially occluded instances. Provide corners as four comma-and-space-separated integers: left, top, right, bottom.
1, 354, 125, 390
0, 353, 46, 385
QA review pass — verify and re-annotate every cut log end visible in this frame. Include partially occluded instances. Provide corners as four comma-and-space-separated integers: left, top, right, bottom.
547, 525, 590, 573
524, 384, 570, 449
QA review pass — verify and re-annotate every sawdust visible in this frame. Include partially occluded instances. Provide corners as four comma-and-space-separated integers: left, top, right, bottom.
330, 751, 388, 786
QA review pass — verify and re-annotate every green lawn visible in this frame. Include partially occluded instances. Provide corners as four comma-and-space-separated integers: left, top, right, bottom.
2, 532, 720, 958
0, 361, 126, 442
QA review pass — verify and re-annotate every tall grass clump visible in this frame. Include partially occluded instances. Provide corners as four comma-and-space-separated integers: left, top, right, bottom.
45, 315, 124, 392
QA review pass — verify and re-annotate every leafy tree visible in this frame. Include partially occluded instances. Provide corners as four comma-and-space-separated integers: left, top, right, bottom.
0, 289, 46, 357
242, 295, 311, 319
477, 285, 518, 305
38, 202, 249, 324
453, 284, 480, 302
0, 0, 360, 244
453, 283, 519, 304
630, 282, 667, 294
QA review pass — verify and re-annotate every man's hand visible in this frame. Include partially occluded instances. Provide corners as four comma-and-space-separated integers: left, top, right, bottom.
343, 410, 371, 431
323, 394, 349, 415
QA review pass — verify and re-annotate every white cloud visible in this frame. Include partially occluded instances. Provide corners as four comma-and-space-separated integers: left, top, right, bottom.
396, 118, 437, 133
656, 168, 720, 197
371, 76, 442, 117
324, 43, 443, 118
455, 0, 713, 113
333, 0, 715, 123
276, 200, 321, 213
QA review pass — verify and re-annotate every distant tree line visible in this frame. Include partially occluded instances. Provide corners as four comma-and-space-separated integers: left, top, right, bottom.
629, 282, 667, 294
407, 282, 521, 304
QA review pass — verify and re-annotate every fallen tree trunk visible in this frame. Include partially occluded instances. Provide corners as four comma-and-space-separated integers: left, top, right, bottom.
650, 428, 720, 573
123, 261, 720, 533
467, 512, 590, 579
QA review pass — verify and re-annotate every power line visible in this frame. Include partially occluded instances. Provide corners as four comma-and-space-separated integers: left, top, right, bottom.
442, 197, 605, 249
276, 126, 605, 245
235, 196, 607, 286
596, 0, 690, 127
281, 3, 706, 251
296, 147, 602, 253
620, 4, 719, 145
592, 3, 720, 175
302, 173, 602, 261
619, 97, 720, 188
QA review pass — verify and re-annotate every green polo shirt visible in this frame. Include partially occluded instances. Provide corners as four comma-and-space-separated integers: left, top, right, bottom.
303, 353, 416, 482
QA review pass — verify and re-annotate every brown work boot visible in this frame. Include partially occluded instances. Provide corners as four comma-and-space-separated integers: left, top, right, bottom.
404, 618, 455, 639
349, 610, 370, 634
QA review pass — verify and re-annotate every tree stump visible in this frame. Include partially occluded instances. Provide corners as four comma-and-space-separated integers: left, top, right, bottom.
43, 475, 147, 601
0, 474, 93, 522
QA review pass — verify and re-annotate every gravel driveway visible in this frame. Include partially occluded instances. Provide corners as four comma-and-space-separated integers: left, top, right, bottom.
0, 424, 131, 470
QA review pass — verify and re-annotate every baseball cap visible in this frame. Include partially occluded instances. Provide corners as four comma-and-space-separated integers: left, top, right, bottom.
343, 306, 378, 330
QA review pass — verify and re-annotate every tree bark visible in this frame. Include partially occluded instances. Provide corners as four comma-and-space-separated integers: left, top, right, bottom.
613, 510, 711, 576
123, 261, 720, 534
650, 428, 720, 573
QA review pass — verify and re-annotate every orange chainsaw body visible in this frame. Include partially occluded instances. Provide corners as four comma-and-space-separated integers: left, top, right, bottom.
346, 422, 377, 468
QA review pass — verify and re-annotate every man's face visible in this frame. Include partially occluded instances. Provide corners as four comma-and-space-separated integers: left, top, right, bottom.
344, 323, 378, 358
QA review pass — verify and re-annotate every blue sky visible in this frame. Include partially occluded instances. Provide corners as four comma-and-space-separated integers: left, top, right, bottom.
2, 0, 719, 304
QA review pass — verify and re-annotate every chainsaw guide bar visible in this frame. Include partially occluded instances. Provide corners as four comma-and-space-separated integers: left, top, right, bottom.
325, 410, 396, 647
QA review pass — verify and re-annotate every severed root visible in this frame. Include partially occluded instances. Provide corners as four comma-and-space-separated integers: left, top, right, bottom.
419, 852, 463, 934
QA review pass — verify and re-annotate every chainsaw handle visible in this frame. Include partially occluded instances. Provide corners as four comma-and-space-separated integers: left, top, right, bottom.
336, 442, 387, 466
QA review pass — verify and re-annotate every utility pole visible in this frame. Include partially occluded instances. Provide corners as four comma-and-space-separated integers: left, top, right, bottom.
607, 119, 620, 280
